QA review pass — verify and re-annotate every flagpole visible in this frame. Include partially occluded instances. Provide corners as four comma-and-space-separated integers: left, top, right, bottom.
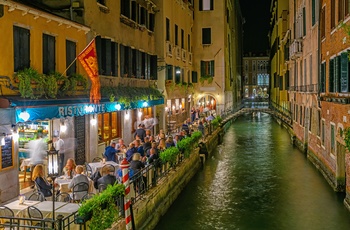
59, 37, 96, 78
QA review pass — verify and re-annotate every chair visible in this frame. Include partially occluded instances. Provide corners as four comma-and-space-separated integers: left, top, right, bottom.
55, 192, 72, 203
72, 182, 89, 202
27, 206, 48, 228
28, 191, 46, 202
84, 163, 93, 177
80, 193, 95, 203
101, 164, 116, 174
92, 157, 102, 162
0, 206, 17, 228
98, 183, 107, 193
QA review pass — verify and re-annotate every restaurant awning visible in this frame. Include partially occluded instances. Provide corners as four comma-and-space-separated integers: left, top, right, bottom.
10, 97, 164, 123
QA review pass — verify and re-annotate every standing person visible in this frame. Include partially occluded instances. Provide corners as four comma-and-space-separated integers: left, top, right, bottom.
28, 134, 47, 166
53, 134, 65, 175
104, 141, 117, 162
134, 124, 146, 142
190, 107, 196, 122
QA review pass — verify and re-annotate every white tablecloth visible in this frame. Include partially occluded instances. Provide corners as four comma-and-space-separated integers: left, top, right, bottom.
4, 200, 40, 216
56, 177, 96, 194
88, 161, 119, 174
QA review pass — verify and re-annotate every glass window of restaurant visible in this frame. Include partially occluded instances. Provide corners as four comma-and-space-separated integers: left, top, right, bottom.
98, 112, 121, 143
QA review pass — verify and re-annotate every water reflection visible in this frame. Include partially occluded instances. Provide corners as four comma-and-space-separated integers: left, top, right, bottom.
155, 114, 350, 230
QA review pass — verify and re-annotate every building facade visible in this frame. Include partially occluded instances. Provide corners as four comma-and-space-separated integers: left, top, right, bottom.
243, 53, 270, 99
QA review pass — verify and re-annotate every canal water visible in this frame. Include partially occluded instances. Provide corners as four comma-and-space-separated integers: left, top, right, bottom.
155, 113, 350, 230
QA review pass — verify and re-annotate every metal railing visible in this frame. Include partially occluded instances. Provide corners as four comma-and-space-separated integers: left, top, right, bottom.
288, 84, 318, 93
0, 211, 82, 230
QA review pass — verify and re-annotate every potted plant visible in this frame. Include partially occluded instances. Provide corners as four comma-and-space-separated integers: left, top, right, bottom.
14, 67, 44, 99
159, 146, 180, 167
199, 75, 214, 84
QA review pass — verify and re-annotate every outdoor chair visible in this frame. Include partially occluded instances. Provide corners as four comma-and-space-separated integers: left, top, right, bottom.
101, 164, 116, 174
98, 183, 107, 193
55, 192, 72, 203
80, 193, 95, 203
92, 157, 102, 162
71, 182, 89, 202
27, 206, 50, 228
0, 206, 17, 229
28, 191, 45, 202
84, 163, 93, 178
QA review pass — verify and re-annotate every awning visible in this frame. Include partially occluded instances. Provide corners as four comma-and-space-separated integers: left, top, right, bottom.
13, 97, 164, 123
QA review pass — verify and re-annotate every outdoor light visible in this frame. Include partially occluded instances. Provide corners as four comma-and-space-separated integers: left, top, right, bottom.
47, 148, 59, 222
211, 99, 214, 105
165, 107, 169, 112
19, 110, 30, 122
138, 110, 143, 117
60, 121, 67, 133
142, 101, 148, 107
125, 110, 130, 120
0, 134, 5, 146
90, 115, 97, 125
115, 104, 121, 110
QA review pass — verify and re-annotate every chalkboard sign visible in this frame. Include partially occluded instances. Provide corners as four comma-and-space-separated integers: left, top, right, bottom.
1, 136, 13, 169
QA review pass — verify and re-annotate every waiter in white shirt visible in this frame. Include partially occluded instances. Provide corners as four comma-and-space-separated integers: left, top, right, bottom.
53, 134, 65, 174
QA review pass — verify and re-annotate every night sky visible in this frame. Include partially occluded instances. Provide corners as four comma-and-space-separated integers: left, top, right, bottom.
239, 0, 271, 54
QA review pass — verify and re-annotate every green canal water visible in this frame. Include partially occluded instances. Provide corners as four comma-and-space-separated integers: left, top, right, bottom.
155, 113, 350, 230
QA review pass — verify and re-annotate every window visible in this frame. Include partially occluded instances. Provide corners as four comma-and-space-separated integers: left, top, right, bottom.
13, 26, 30, 72
321, 120, 325, 146
321, 6, 325, 38
149, 13, 155, 32
317, 110, 321, 137
166, 65, 173, 81
175, 24, 178, 46
202, 28, 211, 44
98, 112, 121, 143
312, 0, 316, 25
140, 6, 147, 26
166, 18, 170, 41
181, 29, 184, 49
96, 37, 117, 76
192, 71, 198, 83
121, 0, 131, 18
199, 0, 214, 11
331, 123, 335, 154
175, 66, 181, 83
131, 1, 137, 21
188, 34, 191, 52
338, 0, 349, 22
66, 40, 76, 76
329, 58, 334, 92
331, 0, 336, 29
200, 60, 215, 77
340, 51, 349, 92
303, 7, 306, 36
43, 34, 56, 74
320, 62, 326, 93
309, 108, 312, 131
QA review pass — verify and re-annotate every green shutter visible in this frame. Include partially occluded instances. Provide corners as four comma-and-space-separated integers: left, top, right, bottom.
335, 56, 340, 92
320, 62, 325, 92
201, 61, 205, 76
210, 60, 215, 76
340, 52, 349, 92
329, 59, 334, 92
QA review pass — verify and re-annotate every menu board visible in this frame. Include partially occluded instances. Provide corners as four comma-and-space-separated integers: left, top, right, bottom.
1, 136, 13, 169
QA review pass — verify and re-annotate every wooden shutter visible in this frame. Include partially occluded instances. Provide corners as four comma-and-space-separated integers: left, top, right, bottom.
199, 0, 203, 11
320, 62, 326, 93
43, 34, 55, 75
150, 55, 157, 80
120, 44, 125, 77
102, 38, 112, 76
210, 0, 214, 10
95, 36, 103, 75
210, 60, 215, 76
66, 40, 76, 76
111, 42, 118, 76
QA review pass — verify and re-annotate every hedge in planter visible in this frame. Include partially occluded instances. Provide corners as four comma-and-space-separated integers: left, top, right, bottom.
77, 183, 125, 230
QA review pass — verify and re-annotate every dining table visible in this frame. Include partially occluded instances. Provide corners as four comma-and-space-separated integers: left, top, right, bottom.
88, 161, 119, 175
55, 176, 97, 194
4, 200, 41, 216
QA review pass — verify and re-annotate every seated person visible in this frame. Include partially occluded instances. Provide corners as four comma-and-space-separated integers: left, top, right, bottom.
62, 158, 76, 179
32, 164, 52, 197
97, 165, 117, 190
68, 165, 89, 201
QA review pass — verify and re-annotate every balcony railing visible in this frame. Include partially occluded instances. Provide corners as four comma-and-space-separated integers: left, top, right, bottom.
288, 84, 318, 93
289, 39, 303, 59
175, 46, 181, 60
182, 49, 186, 62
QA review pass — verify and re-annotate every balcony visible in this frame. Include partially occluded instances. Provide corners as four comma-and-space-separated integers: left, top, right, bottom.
175, 46, 181, 60
166, 41, 173, 57
182, 49, 187, 62
288, 84, 318, 93
188, 52, 192, 64
289, 39, 303, 59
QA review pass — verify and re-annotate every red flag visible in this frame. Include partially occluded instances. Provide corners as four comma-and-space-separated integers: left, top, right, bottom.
78, 38, 101, 104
